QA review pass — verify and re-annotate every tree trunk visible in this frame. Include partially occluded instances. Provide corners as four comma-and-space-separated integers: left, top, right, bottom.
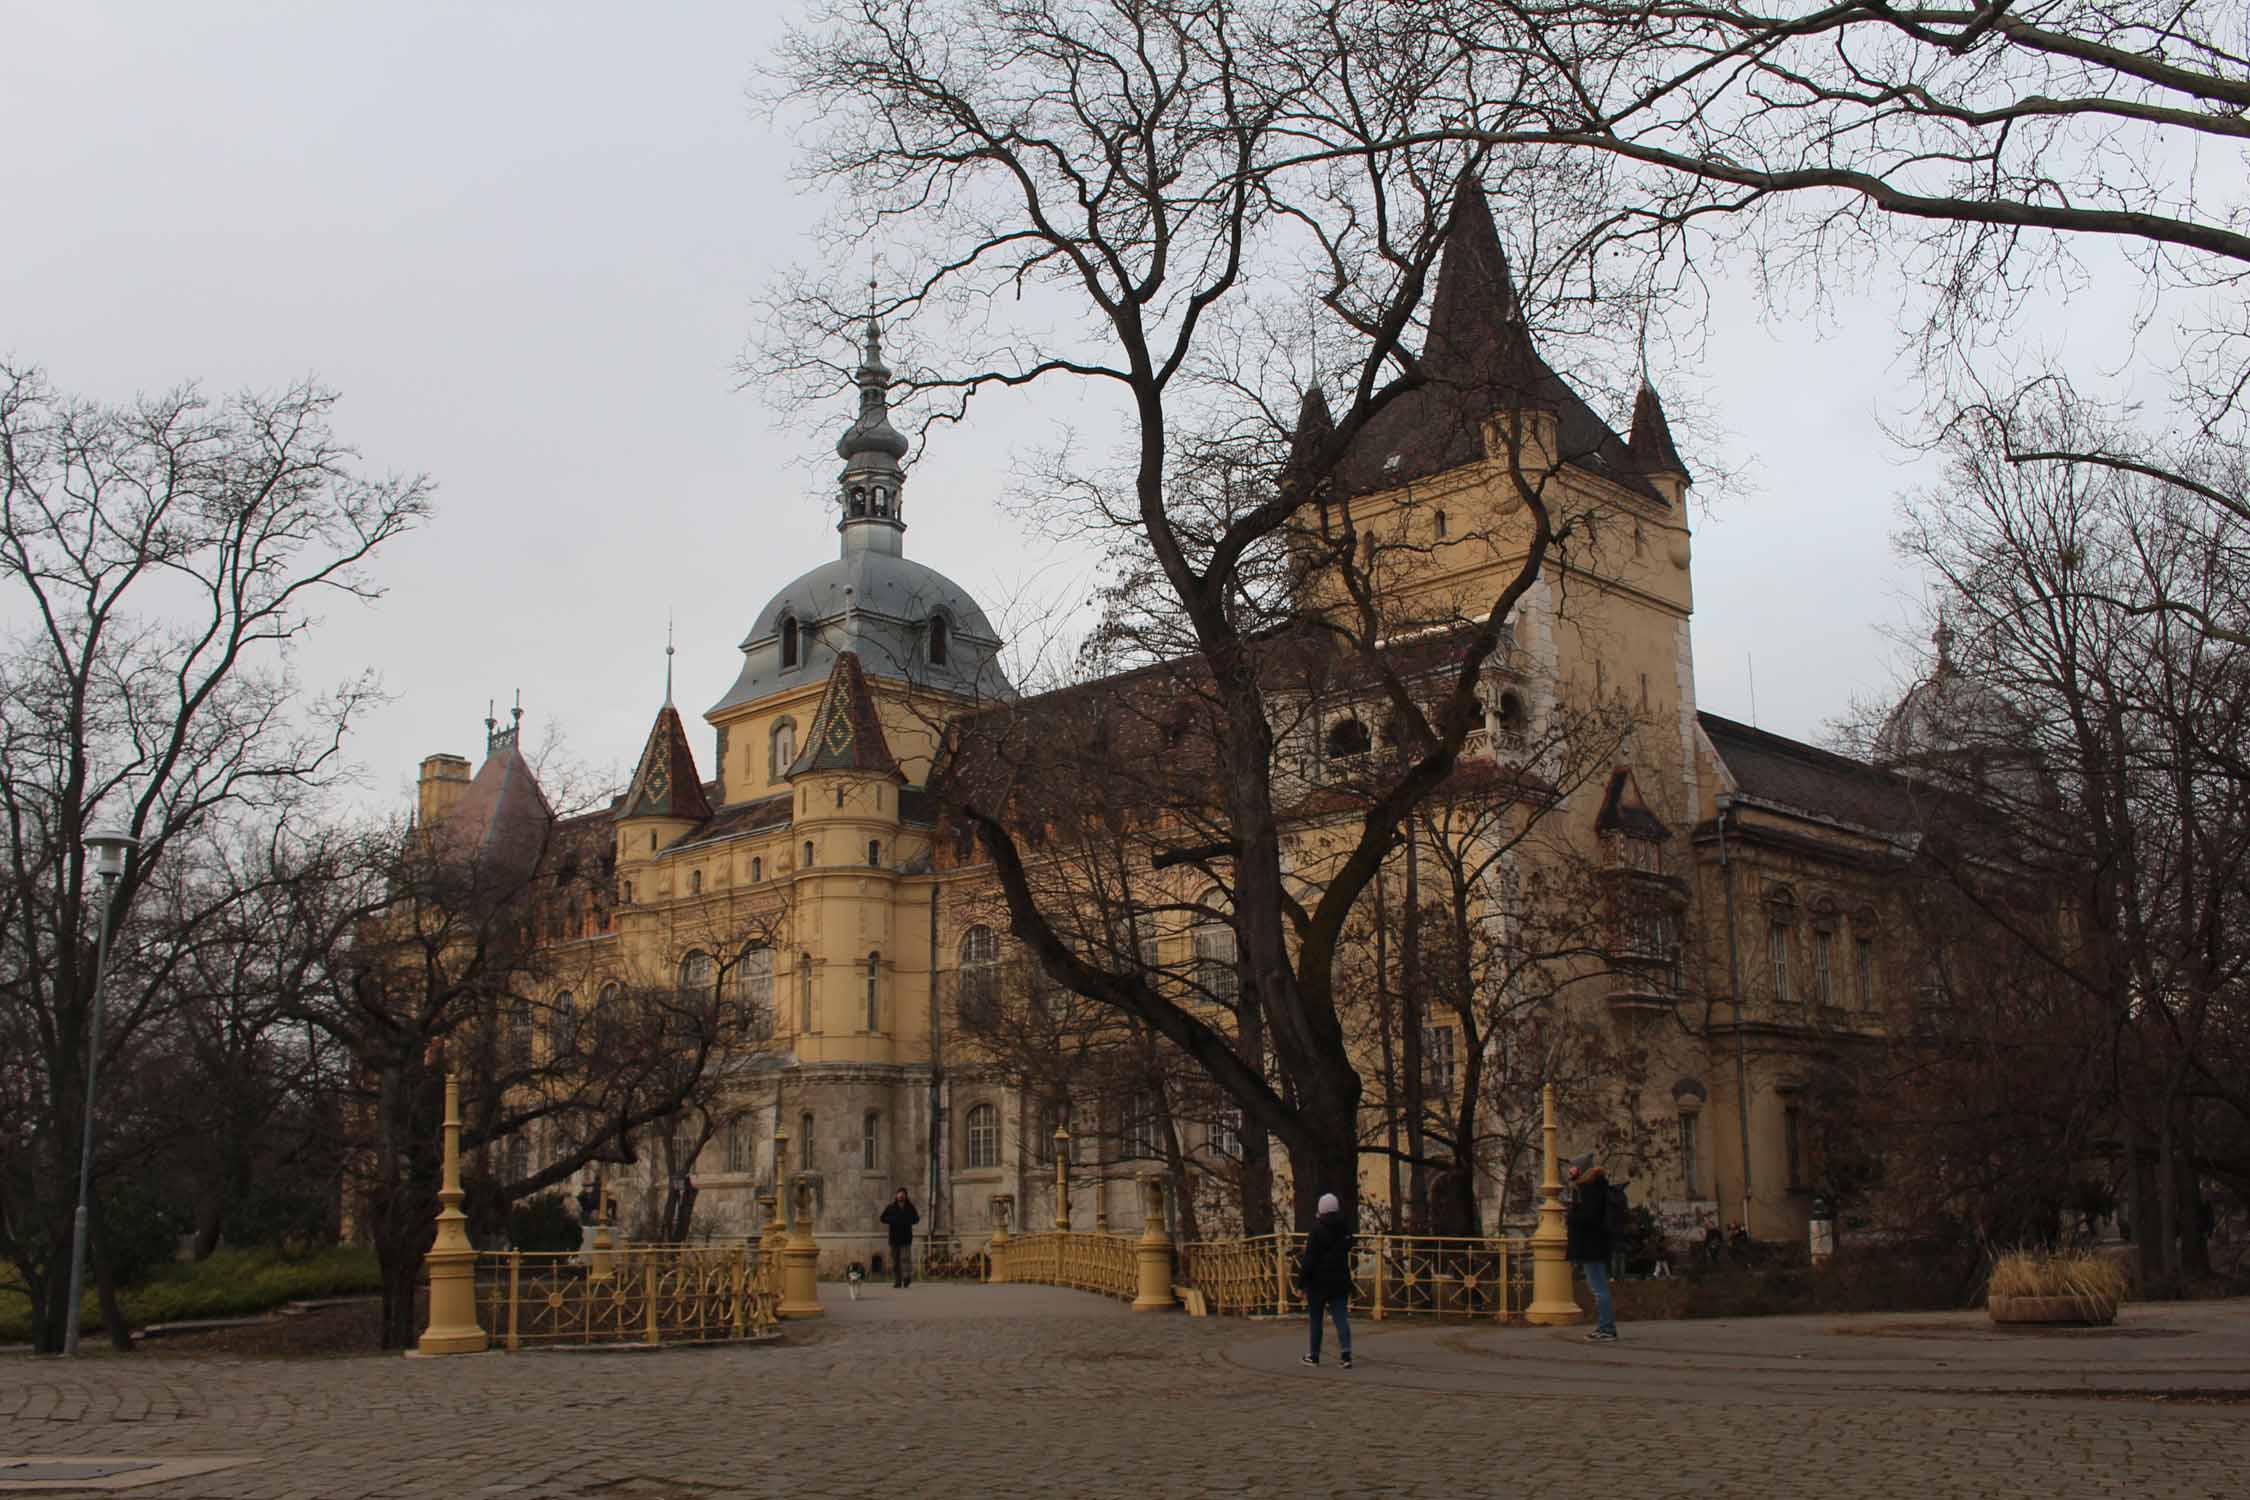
2174, 1102, 2210, 1277
90, 1205, 131, 1353
2124, 1112, 2162, 1284
1374, 871, 1401, 1226
1234, 998, 1276, 1237
1401, 835, 1427, 1234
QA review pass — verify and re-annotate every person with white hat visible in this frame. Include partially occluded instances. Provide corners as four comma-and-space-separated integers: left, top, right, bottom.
1297, 1191, 1354, 1369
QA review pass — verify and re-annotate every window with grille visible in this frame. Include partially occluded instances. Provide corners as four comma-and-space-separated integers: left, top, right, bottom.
1679, 1113, 1700, 1199
549, 991, 576, 1052
957, 925, 1001, 1026
507, 999, 533, 1067
1422, 1025, 1456, 1098
1208, 1109, 1242, 1159
1121, 1097, 1160, 1160
737, 945, 775, 1038
1193, 907, 1238, 1004
726, 1119, 756, 1175
1856, 938, 1875, 1009
1035, 1102, 1075, 1165
1769, 922, 1792, 1003
1813, 929, 1834, 1005
966, 1103, 999, 1169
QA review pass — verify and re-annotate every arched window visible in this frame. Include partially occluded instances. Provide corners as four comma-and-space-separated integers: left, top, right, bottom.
549, 991, 577, 1052
862, 1110, 881, 1170
750, 856, 763, 882
597, 981, 622, 1009
928, 614, 949, 667
679, 950, 716, 1002
1193, 902, 1239, 1004
957, 925, 1001, 1026
849, 485, 868, 517
803, 839, 815, 868
864, 951, 881, 1031
798, 953, 815, 1032
966, 1103, 999, 1169
1496, 689, 1527, 742
736, 945, 774, 1038
1325, 716, 1370, 759
621, 880, 634, 905
867, 839, 882, 867
1434, 508, 1448, 538
689, 869, 703, 895
780, 616, 800, 669
507, 998, 533, 1067
872, 484, 890, 517
799, 1112, 815, 1172
770, 718, 797, 780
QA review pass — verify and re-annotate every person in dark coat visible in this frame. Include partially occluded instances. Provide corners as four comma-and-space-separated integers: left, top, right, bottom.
1565, 1152, 1619, 1340
1298, 1192, 1354, 1369
879, 1188, 920, 1288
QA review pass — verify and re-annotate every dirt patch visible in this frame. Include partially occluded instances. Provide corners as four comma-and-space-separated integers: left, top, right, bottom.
135, 1299, 390, 1359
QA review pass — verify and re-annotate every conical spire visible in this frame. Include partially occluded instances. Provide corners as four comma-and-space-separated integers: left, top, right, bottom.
1627, 380, 1691, 481
1284, 386, 1335, 492
1424, 171, 1543, 407
786, 652, 905, 781
619, 701, 713, 823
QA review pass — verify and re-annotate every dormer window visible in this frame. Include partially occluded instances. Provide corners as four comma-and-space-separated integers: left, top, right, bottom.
928, 614, 949, 667
780, 616, 800, 669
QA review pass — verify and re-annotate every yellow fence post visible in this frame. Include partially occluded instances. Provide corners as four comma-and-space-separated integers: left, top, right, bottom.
411, 1072, 489, 1357
1132, 1172, 1175, 1311
505, 1249, 521, 1351
1373, 1234, 1386, 1321
1528, 1083, 1586, 1325
779, 1174, 824, 1318
644, 1253, 660, 1345
1275, 1234, 1288, 1315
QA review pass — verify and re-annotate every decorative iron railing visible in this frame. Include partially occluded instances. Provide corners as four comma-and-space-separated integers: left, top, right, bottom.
474, 1243, 781, 1349
1172, 1232, 1531, 1320
1002, 1231, 1138, 1301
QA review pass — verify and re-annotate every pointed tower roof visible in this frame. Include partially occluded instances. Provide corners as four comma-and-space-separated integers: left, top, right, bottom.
1284, 386, 1335, 490
619, 702, 714, 823
1328, 174, 1662, 503
1627, 380, 1692, 482
435, 705, 556, 881
787, 651, 906, 781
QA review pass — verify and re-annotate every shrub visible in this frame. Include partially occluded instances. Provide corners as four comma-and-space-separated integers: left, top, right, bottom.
101, 1182, 183, 1287
228, 1187, 333, 1259
1989, 1247, 2129, 1302
507, 1192, 584, 1253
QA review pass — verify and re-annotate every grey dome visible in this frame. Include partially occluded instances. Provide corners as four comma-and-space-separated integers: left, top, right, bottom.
710, 544, 1012, 712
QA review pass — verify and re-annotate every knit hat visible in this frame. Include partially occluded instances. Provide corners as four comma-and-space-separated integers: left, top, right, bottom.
1316, 1192, 1340, 1216
1567, 1152, 1595, 1178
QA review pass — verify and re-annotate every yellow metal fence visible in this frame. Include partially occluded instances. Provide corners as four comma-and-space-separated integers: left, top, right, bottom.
474, 1243, 781, 1349
1169, 1233, 1532, 1320
1002, 1231, 1139, 1301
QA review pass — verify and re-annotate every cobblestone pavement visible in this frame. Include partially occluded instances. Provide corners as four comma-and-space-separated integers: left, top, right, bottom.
2, 1285, 2246, 1498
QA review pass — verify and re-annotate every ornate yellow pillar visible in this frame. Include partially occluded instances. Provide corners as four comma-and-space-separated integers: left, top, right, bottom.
1132, 1171, 1175, 1313
1054, 1126, 1071, 1231
778, 1173, 824, 1318
587, 1183, 615, 1283
987, 1194, 1012, 1284
1526, 1083, 1584, 1325
412, 1072, 489, 1355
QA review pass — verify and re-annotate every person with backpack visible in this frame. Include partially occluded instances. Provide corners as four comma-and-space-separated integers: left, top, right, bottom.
1565, 1152, 1623, 1341
1297, 1191, 1354, 1369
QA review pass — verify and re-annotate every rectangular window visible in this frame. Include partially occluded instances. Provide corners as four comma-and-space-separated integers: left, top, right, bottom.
799, 956, 814, 1033
1813, 930, 1834, 1006
1856, 938, 1875, 1009
1422, 1024, 1456, 1099
1769, 921, 1792, 1003
862, 1112, 880, 1171
1784, 1106, 1805, 1191
1208, 1109, 1241, 1159
798, 1113, 814, 1172
1121, 1099, 1160, 1161
726, 1120, 755, 1175
1679, 1114, 1700, 1199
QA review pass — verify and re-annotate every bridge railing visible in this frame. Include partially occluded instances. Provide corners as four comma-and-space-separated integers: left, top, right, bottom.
1170, 1232, 1533, 1320
1003, 1230, 1139, 1302
473, 1242, 781, 1349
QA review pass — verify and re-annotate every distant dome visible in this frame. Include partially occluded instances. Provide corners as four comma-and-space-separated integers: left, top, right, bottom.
1874, 625, 2042, 801
710, 548, 1012, 712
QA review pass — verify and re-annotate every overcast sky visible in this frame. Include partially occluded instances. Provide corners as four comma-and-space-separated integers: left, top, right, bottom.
4, 1, 2069, 814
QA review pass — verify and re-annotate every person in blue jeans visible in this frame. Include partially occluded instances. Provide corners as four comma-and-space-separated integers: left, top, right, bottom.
1565, 1152, 1619, 1340
1298, 1191, 1354, 1369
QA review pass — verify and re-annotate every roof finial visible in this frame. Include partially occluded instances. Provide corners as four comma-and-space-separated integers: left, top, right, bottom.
1934, 615, 1956, 674
512, 688, 523, 729
665, 613, 676, 707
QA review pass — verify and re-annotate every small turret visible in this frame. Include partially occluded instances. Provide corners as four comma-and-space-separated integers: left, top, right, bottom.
836, 300, 910, 559
1627, 380, 1692, 503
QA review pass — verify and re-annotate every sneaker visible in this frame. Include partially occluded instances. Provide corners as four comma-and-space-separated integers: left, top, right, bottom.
1585, 1329, 1619, 1341
1300, 1355, 1320, 1367
1340, 1352, 1354, 1369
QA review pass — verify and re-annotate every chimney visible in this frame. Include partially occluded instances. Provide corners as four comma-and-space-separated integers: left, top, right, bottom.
418, 753, 472, 827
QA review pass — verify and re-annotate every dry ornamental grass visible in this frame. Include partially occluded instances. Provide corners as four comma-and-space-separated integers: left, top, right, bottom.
1989, 1248, 2130, 1303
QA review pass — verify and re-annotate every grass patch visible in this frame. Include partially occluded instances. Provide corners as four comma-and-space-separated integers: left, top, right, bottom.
1609, 1249, 1973, 1322
1990, 1247, 2130, 1302
0, 1245, 382, 1344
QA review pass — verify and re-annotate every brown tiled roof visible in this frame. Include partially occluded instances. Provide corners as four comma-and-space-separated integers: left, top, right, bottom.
436, 740, 556, 881
1325, 176, 1665, 505
1699, 713, 1922, 837
671, 792, 795, 851
1595, 766, 1671, 840
786, 652, 906, 781
617, 703, 714, 823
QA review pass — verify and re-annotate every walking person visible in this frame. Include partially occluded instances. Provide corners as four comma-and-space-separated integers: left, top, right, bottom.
880, 1188, 920, 1288
1298, 1191, 1354, 1369
1566, 1152, 1620, 1341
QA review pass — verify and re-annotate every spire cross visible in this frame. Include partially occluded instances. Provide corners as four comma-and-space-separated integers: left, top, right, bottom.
665, 614, 676, 706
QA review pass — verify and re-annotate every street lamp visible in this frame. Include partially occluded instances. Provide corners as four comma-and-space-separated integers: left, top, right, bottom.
63, 827, 137, 1357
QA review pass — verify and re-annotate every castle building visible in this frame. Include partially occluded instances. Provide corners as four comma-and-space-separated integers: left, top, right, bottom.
417, 178, 1951, 1265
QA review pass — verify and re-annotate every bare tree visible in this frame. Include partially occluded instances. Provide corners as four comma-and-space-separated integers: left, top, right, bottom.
0, 364, 428, 1352
776, 0, 1678, 1226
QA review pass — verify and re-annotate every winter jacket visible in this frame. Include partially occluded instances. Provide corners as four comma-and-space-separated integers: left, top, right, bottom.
1565, 1170, 1612, 1264
880, 1200, 920, 1245
1297, 1211, 1354, 1300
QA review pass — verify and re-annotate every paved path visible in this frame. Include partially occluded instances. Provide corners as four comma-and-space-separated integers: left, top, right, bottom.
2, 1285, 2246, 1497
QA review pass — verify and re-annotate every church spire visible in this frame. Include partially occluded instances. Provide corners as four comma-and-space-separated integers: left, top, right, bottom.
1627, 380, 1691, 482
836, 283, 911, 558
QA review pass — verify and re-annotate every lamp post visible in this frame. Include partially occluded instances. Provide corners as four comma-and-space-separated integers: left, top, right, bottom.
64, 828, 137, 1357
